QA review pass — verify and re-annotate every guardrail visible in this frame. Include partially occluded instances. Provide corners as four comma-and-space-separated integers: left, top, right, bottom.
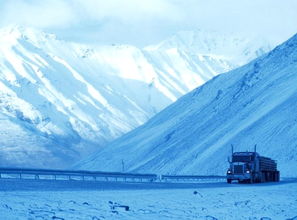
0, 168, 226, 183
0, 168, 158, 182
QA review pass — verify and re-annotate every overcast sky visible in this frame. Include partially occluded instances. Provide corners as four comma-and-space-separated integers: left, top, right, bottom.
0, 0, 296, 46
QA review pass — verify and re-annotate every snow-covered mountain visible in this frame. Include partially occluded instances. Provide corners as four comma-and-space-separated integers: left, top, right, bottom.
146, 29, 271, 67
0, 26, 271, 168
77, 33, 297, 177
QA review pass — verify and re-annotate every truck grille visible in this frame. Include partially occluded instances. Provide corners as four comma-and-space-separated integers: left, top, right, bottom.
234, 165, 243, 174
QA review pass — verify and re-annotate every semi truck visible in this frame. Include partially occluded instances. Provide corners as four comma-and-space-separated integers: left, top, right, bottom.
226, 146, 280, 183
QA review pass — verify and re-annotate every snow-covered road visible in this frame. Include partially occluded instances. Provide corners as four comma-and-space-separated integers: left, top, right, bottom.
0, 179, 296, 220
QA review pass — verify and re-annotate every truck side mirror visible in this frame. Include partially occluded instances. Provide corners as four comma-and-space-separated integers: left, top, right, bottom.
228, 156, 231, 163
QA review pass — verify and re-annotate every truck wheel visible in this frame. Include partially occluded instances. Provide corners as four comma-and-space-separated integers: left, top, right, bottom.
227, 179, 232, 184
249, 174, 255, 184
274, 172, 280, 182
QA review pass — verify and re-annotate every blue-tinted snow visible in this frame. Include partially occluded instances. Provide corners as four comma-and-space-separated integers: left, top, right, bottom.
0, 26, 269, 168
0, 178, 296, 219
78, 34, 297, 177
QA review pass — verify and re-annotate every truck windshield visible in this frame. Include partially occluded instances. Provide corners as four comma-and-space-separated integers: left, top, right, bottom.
232, 156, 252, 162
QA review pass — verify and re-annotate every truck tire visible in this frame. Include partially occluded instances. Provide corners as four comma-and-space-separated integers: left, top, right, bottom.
275, 171, 280, 182
260, 172, 265, 183
227, 179, 232, 184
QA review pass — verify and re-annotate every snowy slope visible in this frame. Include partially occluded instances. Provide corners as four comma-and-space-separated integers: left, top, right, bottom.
77, 33, 297, 177
0, 26, 270, 168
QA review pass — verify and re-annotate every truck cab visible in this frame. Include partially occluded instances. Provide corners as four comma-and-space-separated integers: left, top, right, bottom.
227, 152, 256, 183
227, 151, 279, 184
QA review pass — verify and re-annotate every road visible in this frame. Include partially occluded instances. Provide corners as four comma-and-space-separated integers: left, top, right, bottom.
0, 178, 296, 219
0, 177, 296, 191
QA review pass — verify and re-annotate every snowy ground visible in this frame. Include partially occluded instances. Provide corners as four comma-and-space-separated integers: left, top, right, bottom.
0, 179, 296, 220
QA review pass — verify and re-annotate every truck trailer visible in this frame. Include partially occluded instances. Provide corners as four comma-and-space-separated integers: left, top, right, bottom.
226, 148, 280, 183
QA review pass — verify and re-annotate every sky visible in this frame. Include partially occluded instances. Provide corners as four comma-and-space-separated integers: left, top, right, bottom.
0, 0, 296, 46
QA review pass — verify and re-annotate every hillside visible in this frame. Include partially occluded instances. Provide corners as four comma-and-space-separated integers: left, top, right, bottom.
77, 33, 297, 177
0, 26, 270, 168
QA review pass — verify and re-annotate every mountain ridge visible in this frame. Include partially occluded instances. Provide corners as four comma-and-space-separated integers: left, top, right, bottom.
0, 26, 272, 168
77, 33, 297, 176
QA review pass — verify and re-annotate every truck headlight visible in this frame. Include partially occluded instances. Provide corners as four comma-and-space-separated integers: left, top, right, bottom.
246, 170, 250, 173
227, 170, 231, 174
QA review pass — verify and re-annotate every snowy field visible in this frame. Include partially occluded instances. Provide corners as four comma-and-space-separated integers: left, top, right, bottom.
0, 179, 296, 220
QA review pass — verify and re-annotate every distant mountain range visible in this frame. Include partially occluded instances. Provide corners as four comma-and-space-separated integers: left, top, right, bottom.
0, 26, 271, 168
77, 33, 297, 177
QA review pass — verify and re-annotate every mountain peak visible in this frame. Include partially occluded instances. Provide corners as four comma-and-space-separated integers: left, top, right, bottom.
0, 25, 57, 44
146, 29, 273, 66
